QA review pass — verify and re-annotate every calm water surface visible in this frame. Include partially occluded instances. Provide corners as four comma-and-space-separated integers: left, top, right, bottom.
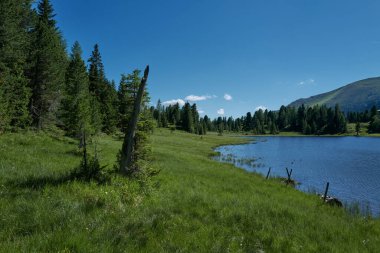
215, 137, 380, 215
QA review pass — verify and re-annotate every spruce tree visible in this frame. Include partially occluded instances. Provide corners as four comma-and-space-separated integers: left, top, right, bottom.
154, 99, 162, 127
0, 0, 33, 130
117, 70, 148, 132
355, 121, 361, 136
333, 104, 346, 133
102, 79, 118, 133
244, 112, 252, 131
61, 42, 92, 137
368, 116, 380, 133
1, 67, 31, 129
28, 0, 67, 129
118, 74, 130, 132
88, 44, 119, 133
370, 105, 378, 119
88, 44, 104, 97
173, 103, 181, 128
182, 102, 194, 133
118, 66, 153, 175
191, 103, 199, 133
89, 95, 102, 134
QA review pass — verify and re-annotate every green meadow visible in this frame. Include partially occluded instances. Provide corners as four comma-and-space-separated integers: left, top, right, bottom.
1, 129, 380, 252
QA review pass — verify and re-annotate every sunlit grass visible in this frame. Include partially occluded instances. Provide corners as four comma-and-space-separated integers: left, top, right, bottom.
0, 129, 379, 252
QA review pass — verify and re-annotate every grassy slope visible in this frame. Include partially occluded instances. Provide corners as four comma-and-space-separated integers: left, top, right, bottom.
289, 77, 380, 112
1, 130, 380, 252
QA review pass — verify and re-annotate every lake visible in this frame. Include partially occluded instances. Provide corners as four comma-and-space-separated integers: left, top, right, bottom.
215, 136, 380, 216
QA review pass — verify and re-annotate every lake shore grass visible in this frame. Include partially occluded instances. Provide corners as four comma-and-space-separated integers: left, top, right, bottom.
1, 129, 380, 252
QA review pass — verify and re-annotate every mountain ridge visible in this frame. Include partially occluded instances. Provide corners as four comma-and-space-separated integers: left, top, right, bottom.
288, 77, 380, 112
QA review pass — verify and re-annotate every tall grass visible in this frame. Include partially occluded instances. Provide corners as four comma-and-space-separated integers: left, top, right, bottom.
0, 129, 379, 252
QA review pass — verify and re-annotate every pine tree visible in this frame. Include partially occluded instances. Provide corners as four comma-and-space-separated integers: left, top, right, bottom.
355, 121, 361, 136
243, 112, 252, 131
0, 0, 33, 130
154, 99, 162, 127
89, 95, 102, 134
118, 66, 153, 175
370, 105, 378, 119
1, 67, 31, 129
102, 79, 118, 133
117, 70, 148, 132
173, 103, 181, 127
278, 105, 287, 130
182, 102, 194, 133
61, 42, 92, 137
28, 0, 67, 129
368, 116, 380, 133
191, 103, 200, 133
118, 74, 130, 132
333, 104, 346, 133
88, 44, 118, 133
161, 112, 168, 127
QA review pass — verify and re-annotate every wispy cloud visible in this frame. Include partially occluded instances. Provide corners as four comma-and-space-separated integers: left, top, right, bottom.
185, 94, 216, 102
162, 99, 185, 106
298, 79, 315, 86
198, 110, 205, 114
163, 94, 216, 108
217, 108, 225, 115
255, 105, 267, 111
224, 94, 233, 101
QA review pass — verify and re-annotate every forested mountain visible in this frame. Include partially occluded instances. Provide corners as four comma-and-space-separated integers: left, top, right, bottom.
289, 77, 380, 113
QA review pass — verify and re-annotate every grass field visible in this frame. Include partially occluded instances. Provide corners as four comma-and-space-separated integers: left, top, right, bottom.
1, 129, 380, 252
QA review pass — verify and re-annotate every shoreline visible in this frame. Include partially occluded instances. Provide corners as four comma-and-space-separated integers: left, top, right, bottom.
213, 134, 380, 217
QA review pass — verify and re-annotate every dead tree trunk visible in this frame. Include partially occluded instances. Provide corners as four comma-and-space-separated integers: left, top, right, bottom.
119, 65, 150, 175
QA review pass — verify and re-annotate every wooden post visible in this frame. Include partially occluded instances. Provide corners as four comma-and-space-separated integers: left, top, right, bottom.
286, 168, 291, 181
323, 182, 330, 202
266, 167, 271, 179
120, 65, 150, 174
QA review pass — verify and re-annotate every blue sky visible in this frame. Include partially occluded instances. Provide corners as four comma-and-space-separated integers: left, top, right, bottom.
51, 0, 380, 118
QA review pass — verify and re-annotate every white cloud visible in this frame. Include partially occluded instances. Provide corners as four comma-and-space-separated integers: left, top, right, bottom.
198, 110, 205, 114
298, 79, 315, 86
162, 99, 185, 106
224, 94, 233, 101
255, 105, 267, 111
217, 108, 225, 115
185, 94, 215, 102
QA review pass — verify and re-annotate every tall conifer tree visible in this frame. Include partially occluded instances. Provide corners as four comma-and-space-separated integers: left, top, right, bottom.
88, 44, 118, 133
61, 42, 92, 136
0, 0, 33, 130
182, 102, 194, 133
28, 0, 67, 129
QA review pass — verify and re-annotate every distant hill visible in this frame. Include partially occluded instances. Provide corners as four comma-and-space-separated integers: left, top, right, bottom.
289, 77, 380, 112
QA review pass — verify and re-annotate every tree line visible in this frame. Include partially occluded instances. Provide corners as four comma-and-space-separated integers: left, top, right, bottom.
2, 0, 379, 139
153, 102, 380, 135
346, 105, 380, 133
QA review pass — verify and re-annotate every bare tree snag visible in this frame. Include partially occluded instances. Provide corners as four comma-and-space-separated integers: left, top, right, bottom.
120, 65, 149, 174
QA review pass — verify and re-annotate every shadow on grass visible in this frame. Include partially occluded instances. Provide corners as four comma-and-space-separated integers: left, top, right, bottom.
8, 166, 110, 190
8, 173, 75, 190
